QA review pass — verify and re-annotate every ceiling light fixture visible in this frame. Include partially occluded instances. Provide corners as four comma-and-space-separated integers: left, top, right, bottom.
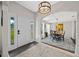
38, 1, 51, 14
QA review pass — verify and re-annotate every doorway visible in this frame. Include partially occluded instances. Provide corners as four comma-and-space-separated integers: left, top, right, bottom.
41, 12, 77, 53
8, 13, 35, 51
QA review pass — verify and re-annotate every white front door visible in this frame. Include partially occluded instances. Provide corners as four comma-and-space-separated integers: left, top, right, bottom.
8, 14, 35, 51
17, 16, 35, 47
17, 16, 29, 47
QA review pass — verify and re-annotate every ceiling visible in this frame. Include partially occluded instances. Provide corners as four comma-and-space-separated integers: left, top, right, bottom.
16, 1, 78, 23
16, 1, 59, 12
43, 12, 77, 23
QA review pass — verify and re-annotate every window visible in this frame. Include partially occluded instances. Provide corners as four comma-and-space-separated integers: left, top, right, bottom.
10, 17, 15, 45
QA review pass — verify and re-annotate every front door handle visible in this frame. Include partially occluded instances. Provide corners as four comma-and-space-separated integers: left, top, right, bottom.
18, 30, 20, 35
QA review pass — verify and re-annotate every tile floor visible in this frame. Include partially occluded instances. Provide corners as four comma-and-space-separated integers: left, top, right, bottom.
9, 41, 38, 57
42, 36, 75, 52
16, 43, 75, 57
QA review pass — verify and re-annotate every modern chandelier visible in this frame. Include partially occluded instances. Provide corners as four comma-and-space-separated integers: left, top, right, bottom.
38, 1, 51, 14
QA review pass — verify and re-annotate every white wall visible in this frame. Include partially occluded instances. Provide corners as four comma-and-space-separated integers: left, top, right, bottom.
63, 21, 75, 39
35, 15, 42, 42
75, 13, 79, 56
2, 2, 9, 56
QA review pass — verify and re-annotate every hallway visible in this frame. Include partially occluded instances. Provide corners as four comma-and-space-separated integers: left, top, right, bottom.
16, 43, 75, 57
